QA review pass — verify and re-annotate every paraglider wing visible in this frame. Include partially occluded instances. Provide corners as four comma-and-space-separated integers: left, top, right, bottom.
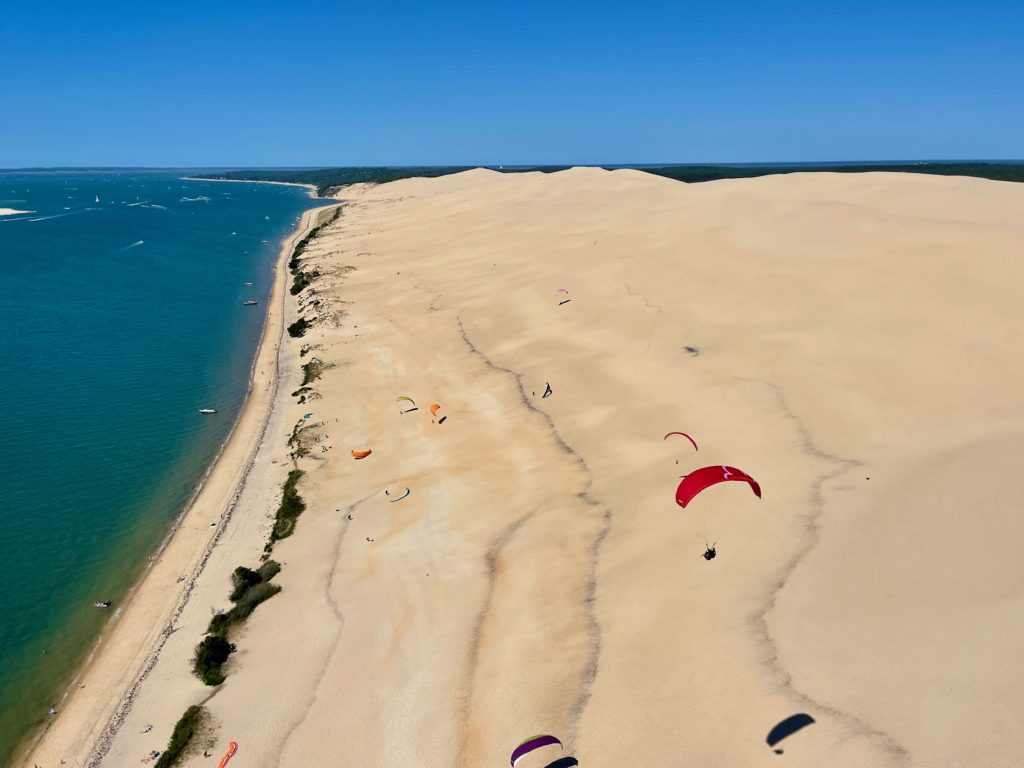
675, 465, 761, 508
388, 487, 411, 502
511, 735, 562, 767
430, 403, 441, 416
351, 449, 372, 460
555, 288, 569, 295
766, 713, 815, 748
543, 758, 579, 768
663, 431, 699, 451
217, 742, 238, 768
396, 395, 418, 413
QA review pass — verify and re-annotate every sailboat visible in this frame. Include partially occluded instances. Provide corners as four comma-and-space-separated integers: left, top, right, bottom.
95, 195, 100, 203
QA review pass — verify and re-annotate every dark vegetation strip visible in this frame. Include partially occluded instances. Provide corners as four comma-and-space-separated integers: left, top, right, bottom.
190, 470, 306, 685
154, 705, 207, 768
268, 469, 307, 546
173, 200, 325, 733
198, 162, 1024, 196
289, 205, 341, 294
192, 560, 282, 686
300, 359, 324, 386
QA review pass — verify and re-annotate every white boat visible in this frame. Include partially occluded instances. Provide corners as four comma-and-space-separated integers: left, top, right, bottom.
243, 300, 258, 306
95, 195, 100, 203
199, 408, 217, 414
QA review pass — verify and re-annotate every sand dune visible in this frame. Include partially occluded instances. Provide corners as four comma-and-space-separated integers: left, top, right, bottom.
26, 168, 1024, 767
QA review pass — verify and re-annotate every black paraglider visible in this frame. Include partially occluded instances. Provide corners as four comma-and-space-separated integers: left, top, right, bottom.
766, 713, 815, 753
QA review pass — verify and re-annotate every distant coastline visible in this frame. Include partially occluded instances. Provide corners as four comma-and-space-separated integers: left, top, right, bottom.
180, 176, 320, 196
192, 160, 1024, 196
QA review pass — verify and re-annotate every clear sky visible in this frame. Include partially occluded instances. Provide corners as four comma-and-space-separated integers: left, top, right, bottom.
2, 0, 1022, 167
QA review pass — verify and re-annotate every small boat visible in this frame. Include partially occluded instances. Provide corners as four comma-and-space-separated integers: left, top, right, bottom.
93, 600, 112, 608
243, 300, 258, 306
95, 195, 100, 203
199, 408, 217, 414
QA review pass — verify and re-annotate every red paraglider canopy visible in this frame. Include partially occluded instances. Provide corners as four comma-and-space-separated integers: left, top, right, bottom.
663, 431, 698, 451
675, 465, 761, 508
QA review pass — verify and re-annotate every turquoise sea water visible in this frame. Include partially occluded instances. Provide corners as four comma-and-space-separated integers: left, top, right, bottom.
0, 171, 329, 762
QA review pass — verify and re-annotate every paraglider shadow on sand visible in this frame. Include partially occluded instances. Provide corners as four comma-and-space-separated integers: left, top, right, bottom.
766, 713, 815, 754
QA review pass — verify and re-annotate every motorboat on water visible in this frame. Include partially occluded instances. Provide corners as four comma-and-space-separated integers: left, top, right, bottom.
243, 300, 258, 306
93, 600, 112, 608
199, 408, 217, 414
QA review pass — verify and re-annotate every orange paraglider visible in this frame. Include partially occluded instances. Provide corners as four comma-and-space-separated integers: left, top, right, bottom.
218, 742, 238, 768
429, 403, 441, 416
351, 449, 372, 459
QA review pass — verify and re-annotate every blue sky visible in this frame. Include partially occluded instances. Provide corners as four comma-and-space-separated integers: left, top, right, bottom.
1, 0, 1022, 166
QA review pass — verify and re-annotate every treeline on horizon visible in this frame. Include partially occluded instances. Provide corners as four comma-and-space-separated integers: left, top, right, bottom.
202, 162, 1024, 196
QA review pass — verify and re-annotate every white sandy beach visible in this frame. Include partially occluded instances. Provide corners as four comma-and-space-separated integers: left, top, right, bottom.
23, 168, 1024, 768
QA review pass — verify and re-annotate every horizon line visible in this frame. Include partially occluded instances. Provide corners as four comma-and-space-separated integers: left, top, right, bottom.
3, 159, 1024, 173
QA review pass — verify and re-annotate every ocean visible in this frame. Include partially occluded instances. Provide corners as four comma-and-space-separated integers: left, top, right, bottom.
0, 171, 329, 762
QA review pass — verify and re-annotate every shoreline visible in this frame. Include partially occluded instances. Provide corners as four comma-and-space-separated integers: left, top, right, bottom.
18, 198, 339, 767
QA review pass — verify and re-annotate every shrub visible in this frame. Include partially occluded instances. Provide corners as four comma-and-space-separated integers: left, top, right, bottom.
154, 705, 207, 768
287, 317, 310, 338
301, 359, 325, 385
229, 582, 282, 624
193, 635, 234, 686
271, 470, 306, 543
229, 567, 262, 602
257, 560, 281, 581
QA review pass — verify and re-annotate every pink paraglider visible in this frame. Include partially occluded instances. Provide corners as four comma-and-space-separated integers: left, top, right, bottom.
675, 465, 761, 508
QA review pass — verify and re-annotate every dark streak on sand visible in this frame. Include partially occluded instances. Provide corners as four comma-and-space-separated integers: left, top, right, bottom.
737, 377, 910, 762
273, 492, 376, 765
454, 513, 532, 766
454, 314, 611, 747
